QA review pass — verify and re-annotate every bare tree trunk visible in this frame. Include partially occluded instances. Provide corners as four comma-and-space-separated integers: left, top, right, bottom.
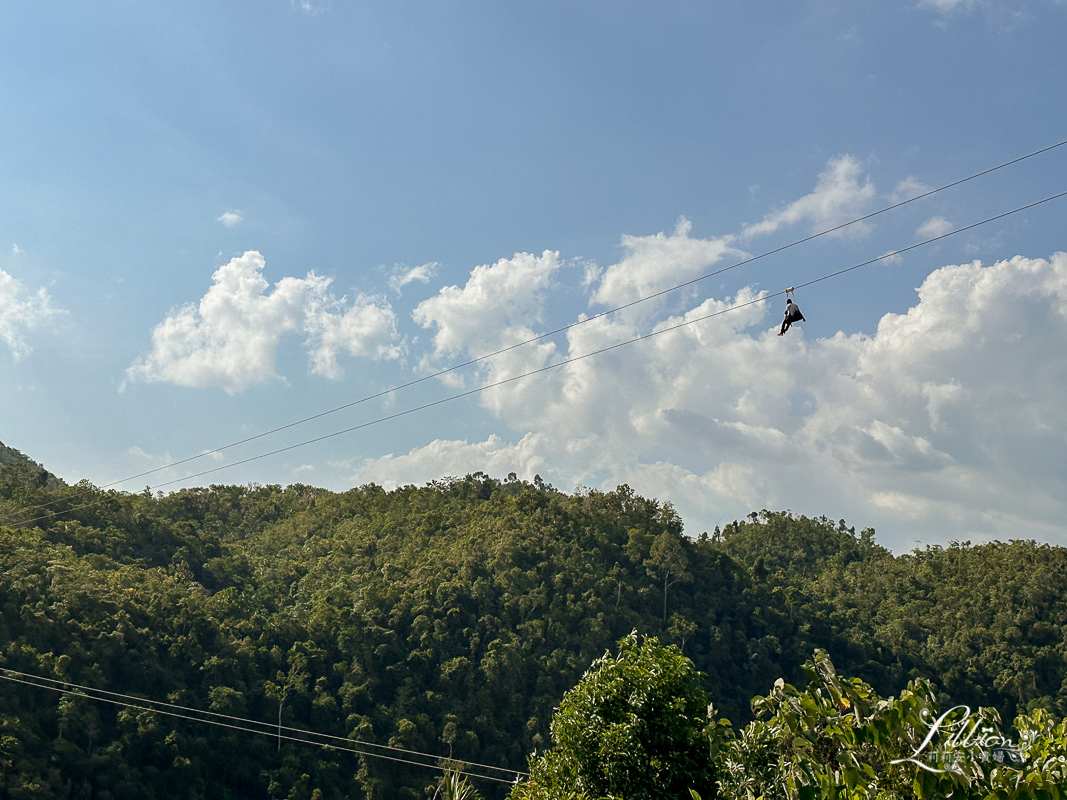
663, 572, 669, 622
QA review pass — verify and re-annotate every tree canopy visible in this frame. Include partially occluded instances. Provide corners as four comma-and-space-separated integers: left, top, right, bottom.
515, 632, 716, 800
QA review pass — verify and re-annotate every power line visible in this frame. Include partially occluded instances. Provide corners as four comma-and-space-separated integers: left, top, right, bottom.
3, 137, 1064, 525
0, 668, 524, 785
7, 188, 1066, 529
0, 666, 525, 777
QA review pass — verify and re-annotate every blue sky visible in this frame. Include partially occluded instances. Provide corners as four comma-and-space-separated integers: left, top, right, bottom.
2, 0, 1066, 550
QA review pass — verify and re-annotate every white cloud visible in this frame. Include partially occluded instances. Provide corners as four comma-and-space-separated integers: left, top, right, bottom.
580, 261, 602, 289
0, 267, 61, 359
917, 215, 954, 239
379, 251, 1067, 550
413, 250, 561, 357
217, 210, 243, 228
473, 325, 559, 419
742, 155, 876, 239
345, 433, 548, 488
126, 251, 400, 393
388, 262, 438, 295
590, 217, 746, 317
304, 292, 402, 380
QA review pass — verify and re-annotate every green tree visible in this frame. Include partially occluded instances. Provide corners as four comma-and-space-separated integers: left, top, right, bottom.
513, 632, 718, 800
645, 532, 690, 622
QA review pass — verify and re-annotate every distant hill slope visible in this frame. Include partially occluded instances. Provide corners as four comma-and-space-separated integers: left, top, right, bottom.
0, 439, 64, 486
0, 439, 41, 468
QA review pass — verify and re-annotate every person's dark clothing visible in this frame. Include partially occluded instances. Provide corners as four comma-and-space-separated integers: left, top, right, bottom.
778, 300, 805, 335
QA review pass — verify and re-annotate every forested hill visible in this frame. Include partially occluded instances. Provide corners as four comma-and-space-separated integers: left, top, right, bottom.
0, 441, 31, 468
0, 440, 61, 483
1, 462, 1066, 798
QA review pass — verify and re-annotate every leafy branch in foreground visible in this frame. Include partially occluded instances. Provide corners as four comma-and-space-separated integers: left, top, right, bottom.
720, 648, 1067, 798
435, 769, 483, 800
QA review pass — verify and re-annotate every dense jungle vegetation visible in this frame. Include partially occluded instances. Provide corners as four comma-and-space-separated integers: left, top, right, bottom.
1, 441, 1067, 798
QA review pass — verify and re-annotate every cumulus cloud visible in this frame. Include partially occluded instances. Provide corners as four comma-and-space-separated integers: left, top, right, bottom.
126, 251, 399, 393
388, 262, 438, 295
742, 155, 876, 239
413, 250, 561, 357
217, 210, 243, 228
917, 215, 954, 239
0, 267, 61, 359
304, 293, 402, 380
590, 217, 746, 316
392, 251, 1067, 549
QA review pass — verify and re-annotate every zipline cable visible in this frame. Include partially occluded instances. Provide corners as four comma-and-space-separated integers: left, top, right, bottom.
0, 669, 522, 785
3, 137, 1065, 525
9, 188, 1066, 529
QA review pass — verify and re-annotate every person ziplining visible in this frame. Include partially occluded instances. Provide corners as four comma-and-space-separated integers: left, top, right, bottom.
778, 288, 805, 336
